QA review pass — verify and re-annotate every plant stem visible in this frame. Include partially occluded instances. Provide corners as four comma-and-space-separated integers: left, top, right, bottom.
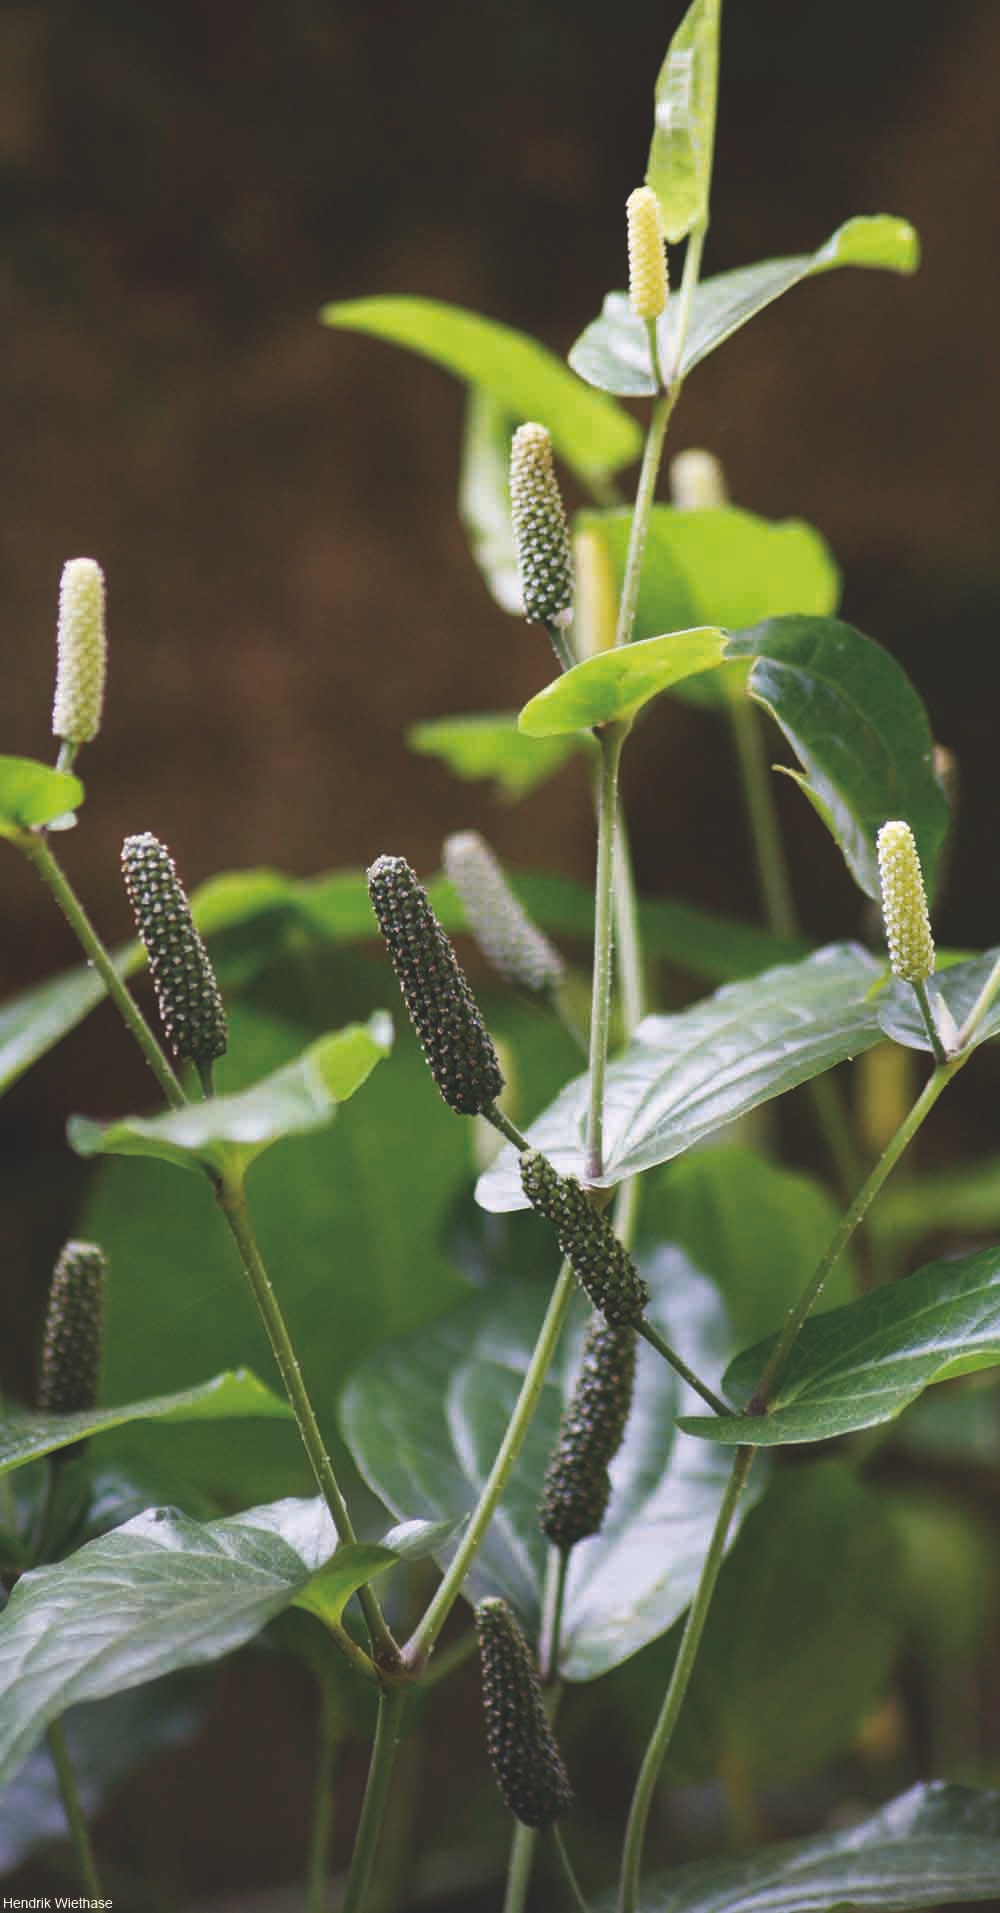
404, 1259, 578, 1670
504, 1823, 539, 1913
217, 1167, 398, 1670
544, 616, 577, 674
666, 224, 707, 387
613, 396, 673, 653
304, 1696, 339, 1913
617, 1445, 756, 1913
539, 1545, 571, 1684
17, 830, 186, 1109
636, 1319, 731, 1417
340, 1685, 408, 1913
747, 1057, 959, 1412
48, 1717, 104, 1899
485, 1102, 534, 1154
726, 694, 798, 941
549, 1823, 589, 1912
914, 977, 948, 1063
957, 953, 1000, 1050
586, 723, 627, 1181
613, 811, 645, 1035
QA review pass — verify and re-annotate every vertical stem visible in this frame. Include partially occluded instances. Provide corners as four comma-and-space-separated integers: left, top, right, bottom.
727, 694, 798, 941
586, 723, 627, 1182
48, 1718, 104, 1900
613, 394, 674, 652
617, 1446, 756, 1913
548, 1824, 590, 1912
305, 1696, 339, 1913
613, 812, 645, 1035
340, 1686, 408, 1913
217, 1169, 398, 1669
504, 1823, 539, 1913
539, 1547, 571, 1683
914, 977, 948, 1064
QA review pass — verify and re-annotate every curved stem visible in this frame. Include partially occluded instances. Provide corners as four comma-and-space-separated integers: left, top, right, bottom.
586, 724, 627, 1181
636, 1319, 731, 1417
48, 1717, 104, 1899
617, 1445, 755, 1913
404, 1259, 578, 1670
17, 831, 186, 1109
340, 1685, 408, 1913
549, 1823, 590, 1912
217, 1168, 398, 1670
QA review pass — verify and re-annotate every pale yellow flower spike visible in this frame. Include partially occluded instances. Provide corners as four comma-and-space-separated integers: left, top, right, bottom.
626, 186, 669, 321
877, 820, 935, 984
52, 557, 107, 748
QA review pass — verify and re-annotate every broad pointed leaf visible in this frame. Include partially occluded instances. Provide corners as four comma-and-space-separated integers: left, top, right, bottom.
589, 1783, 1000, 1912
320, 296, 640, 480
477, 943, 884, 1209
727, 616, 948, 901
408, 713, 588, 799
67, 1014, 393, 1176
682, 1243, 1000, 1446
879, 947, 1000, 1053
0, 1369, 290, 1477
519, 628, 726, 735
341, 1249, 759, 1680
570, 215, 919, 397
646, 0, 720, 242
0, 755, 83, 834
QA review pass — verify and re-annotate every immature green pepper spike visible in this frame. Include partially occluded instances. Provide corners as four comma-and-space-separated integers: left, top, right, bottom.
520, 1150, 650, 1326
443, 831, 565, 996
51, 557, 107, 749
475, 1597, 574, 1827
540, 1312, 637, 1551
626, 185, 669, 320
877, 820, 935, 984
367, 854, 504, 1116
509, 423, 574, 628
38, 1241, 106, 1458
669, 447, 728, 510
121, 832, 228, 1066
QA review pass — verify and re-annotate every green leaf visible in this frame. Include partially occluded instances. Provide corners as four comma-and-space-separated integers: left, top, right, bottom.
294, 1518, 457, 1629
570, 215, 919, 398
682, 1242, 1000, 1446
0, 1370, 290, 1477
319, 295, 640, 481
726, 616, 948, 901
341, 1250, 760, 1681
665, 1466, 903, 1785
0, 951, 136, 1095
477, 943, 884, 1208
0, 1494, 356, 1786
67, 1014, 393, 1177
646, 0, 720, 243
878, 947, 1000, 1053
459, 385, 523, 615
0, 755, 84, 834
518, 627, 727, 736
589, 1783, 1000, 1912
408, 713, 588, 799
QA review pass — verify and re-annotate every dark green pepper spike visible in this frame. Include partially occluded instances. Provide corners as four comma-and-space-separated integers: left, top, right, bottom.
38, 1240, 106, 1457
519, 1150, 650, 1325
367, 854, 504, 1116
475, 1597, 573, 1827
540, 1313, 637, 1550
121, 832, 228, 1066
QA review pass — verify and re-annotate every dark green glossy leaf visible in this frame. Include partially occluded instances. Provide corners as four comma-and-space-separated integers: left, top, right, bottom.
477, 943, 884, 1208
408, 713, 588, 799
727, 616, 949, 901
0, 1369, 289, 1477
341, 1249, 759, 1680
879, 947, 1000, 1053
682, 1242, 1000, 1446
646, 0, 720, 242
459, 385, 522, 615
293, 1518, 458, 1629
518, 627, 726, 735
570, 215, 919, 397
590, 1783, 1000, 1912
320, 295, 640, 480
0, 755, 84, 834
67, 1014, 393, 1176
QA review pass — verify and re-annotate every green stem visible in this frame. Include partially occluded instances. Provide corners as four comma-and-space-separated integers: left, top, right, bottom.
486, 1102, 534, 1154
617, 1445, 756, 1913
418, 1628, 477, 1689
544, 616, 577, 674
48, 1717, 104, 1899
665, 224, 707, 387
586, 724, 627, 1181
548, 1823, 589, 1912
727, 695, 798, 940
217, 1168, 398, 1670
613, 811, 645, 1035
404, 1259, 578, 1670
504, 1823, 539, 1913
340, 1685, 408, 1913
747, 1057, 959, 1412
305, 1696, 339, 1913
636, 1319, 731, 1417
539, 1546, 571, 1683
17, 831, 186, 1109
914, 976, 948, 1064
613, 395, 673, 652
957, 954, 1000, 1050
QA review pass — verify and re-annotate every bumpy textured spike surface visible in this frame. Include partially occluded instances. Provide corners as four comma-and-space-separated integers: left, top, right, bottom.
122, 833, 228, 1064
38, 1241, 106, 1431
443, 832, 565, 995
627, 186, 669, 320
476, 1598, 573, 1827
51, 557, 107, 745
510, 423, 574, 628
540, 1313, 637, 1550
877, 821, 935, 983
367, 855, 504, 1116
520, 1151, 650, 1325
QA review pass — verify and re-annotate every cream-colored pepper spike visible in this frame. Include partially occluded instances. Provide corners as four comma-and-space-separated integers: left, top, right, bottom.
877, 820, 935, 983
626, 186, 669, 321
52, 557, 107, 746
